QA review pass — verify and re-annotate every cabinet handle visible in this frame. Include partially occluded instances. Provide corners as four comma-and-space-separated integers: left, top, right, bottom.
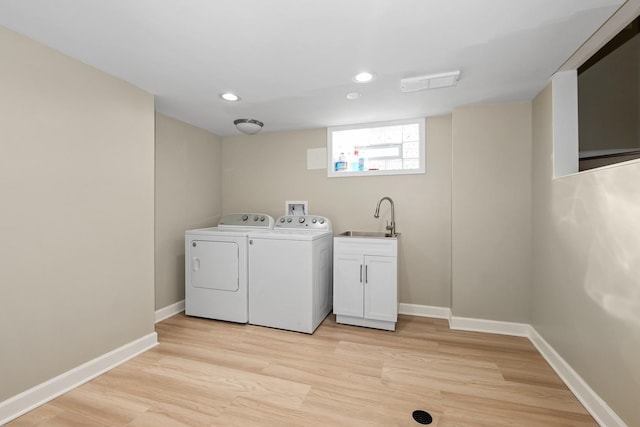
365, 265, 368, 284
359, 264, 363, 283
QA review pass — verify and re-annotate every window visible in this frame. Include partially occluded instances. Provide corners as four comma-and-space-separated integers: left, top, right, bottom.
552, 15, 640, 177
327, 118, 425, 177
577, 15, 640, 172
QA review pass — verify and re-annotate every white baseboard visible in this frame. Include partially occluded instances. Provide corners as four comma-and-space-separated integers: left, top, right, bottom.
155, 299, 185, 323
0, 332, 158, 426
528, 327, 627, 427
399, 303, 451, 319
449, 315, 530, 337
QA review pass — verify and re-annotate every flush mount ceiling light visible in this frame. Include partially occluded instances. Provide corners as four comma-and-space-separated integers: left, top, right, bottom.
219, 92, 241, 102
234, 118, 264, 135
400, 70, 461, 92
353, 71, 375, 83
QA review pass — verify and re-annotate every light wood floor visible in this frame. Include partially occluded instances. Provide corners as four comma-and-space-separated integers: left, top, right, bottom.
8, 314, 597, 426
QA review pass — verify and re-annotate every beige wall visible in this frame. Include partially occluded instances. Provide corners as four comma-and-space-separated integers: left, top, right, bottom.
0, 27, 155, 400
451, 103, 532, 322
221, 116, 452, 307
532, 83, 640, 426
155, 113, 222, 310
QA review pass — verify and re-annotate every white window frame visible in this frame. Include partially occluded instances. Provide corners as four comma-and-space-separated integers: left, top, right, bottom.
327, 117, 426, 177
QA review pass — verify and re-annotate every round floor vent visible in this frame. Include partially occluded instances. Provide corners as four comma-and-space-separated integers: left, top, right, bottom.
412, 409, 433, 424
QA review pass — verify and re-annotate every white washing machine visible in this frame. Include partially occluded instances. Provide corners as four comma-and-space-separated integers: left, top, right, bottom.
185, 213, 274, 323
248, 215, 333, 334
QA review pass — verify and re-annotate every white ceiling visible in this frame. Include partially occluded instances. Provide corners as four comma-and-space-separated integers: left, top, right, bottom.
0, 0, 625, 136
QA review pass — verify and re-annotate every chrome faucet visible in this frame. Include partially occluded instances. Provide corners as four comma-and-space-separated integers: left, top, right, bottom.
374, 196, 395, 236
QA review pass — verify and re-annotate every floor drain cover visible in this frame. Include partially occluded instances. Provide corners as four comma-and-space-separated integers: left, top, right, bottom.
412, 409, 433, 424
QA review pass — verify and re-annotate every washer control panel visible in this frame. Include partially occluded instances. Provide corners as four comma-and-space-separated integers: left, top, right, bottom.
218, 213, 275, 228
274, 215, 332, 232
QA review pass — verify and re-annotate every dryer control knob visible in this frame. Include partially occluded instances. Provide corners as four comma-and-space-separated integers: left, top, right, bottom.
319, 219, 325, 224
260, 216, 266, 222
312, 218, 317, 224
253, 215, 259, 221
299, 217, 306, 223
287, 217, 293, 223
242, 214, 249, 221
280, 217, 286, 223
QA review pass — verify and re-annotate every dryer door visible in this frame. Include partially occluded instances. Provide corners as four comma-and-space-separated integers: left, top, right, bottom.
190, 240, 239, 291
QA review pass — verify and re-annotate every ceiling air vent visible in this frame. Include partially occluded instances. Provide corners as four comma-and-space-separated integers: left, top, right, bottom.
400, 70, 460, 93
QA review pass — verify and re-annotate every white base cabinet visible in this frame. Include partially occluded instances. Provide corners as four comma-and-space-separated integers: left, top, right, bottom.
333, 236, 398, 331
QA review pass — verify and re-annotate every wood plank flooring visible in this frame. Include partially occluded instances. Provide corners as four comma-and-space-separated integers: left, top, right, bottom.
7, 314, 597, 426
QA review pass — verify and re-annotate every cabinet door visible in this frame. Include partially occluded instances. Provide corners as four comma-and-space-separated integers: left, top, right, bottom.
364, 255, 397, 322
333, 253, 364, 317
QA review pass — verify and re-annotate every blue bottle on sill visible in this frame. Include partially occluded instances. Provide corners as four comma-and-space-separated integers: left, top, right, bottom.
335, 153, 346, 171
351, 151, 359, 171
356, 150, 365, 171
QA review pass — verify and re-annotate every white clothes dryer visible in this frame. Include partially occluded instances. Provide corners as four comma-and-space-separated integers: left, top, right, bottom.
185, 213, 274, 323
247, 215, 333, 333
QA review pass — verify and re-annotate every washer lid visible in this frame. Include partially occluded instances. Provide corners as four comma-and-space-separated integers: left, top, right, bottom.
250, 229, 333, 241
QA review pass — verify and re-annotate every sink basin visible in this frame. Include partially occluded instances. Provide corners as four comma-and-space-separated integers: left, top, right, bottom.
338, 231, 400, 238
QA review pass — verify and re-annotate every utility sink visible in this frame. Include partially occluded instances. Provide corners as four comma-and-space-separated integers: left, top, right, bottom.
338, 231, 400, 238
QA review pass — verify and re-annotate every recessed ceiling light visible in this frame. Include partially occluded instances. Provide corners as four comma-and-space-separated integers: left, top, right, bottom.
219, 92, 241, 102
353, 72, 375, 83
346, 91, 362, 100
